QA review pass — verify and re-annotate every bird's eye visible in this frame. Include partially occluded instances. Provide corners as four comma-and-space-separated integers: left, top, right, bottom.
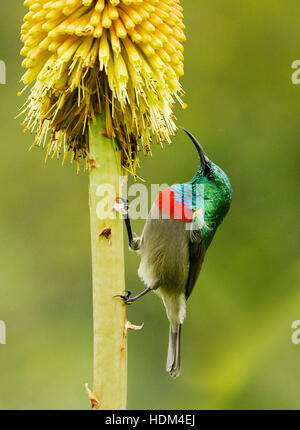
204, 163, 214, 180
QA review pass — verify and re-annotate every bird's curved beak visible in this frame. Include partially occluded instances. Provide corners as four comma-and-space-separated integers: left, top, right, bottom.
181, 128, 209, 168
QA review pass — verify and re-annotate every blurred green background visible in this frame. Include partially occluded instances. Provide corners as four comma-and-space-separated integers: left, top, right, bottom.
0, 1, 300, 410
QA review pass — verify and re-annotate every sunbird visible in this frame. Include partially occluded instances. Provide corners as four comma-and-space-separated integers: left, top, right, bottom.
117, 129, 232, 378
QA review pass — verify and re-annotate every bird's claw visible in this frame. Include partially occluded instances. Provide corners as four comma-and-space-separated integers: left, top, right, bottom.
114, 197, 129, 216
116, 197, 129, 205
114, 290, 134, 305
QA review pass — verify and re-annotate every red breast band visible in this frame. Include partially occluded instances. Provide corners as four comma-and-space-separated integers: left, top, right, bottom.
155, 188, 193, 223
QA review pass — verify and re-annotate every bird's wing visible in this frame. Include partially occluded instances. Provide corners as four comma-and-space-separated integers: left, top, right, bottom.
185, 240, 206, 300
184, 194, 207, 299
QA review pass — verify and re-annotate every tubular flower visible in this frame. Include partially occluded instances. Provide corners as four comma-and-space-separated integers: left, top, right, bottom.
20, 0, 185, 172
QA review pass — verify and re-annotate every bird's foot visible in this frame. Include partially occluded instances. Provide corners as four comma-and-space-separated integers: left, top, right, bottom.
114, 198, 138, 251
114, 287, 152, 305
113, 197, 129, 216
114, 290, 135, 305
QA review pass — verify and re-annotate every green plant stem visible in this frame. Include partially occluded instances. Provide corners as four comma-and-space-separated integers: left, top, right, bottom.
89, 113, 127, 410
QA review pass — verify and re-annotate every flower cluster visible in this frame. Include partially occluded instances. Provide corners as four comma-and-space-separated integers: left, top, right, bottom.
20, 0, 185, 172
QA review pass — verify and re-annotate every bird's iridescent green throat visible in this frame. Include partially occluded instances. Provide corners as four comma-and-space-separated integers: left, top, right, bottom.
179, 129, 232, 248
190, 161, 232, 248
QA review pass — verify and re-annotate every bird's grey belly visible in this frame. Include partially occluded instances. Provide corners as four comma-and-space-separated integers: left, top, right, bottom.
137, 204, 190, 295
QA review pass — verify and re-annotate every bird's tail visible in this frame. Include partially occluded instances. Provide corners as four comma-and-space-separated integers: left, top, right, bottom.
166, 324, 182, 378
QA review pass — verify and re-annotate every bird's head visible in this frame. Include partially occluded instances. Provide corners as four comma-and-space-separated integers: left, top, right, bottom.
181, 128, 231, 190
181, 128, 232, 244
